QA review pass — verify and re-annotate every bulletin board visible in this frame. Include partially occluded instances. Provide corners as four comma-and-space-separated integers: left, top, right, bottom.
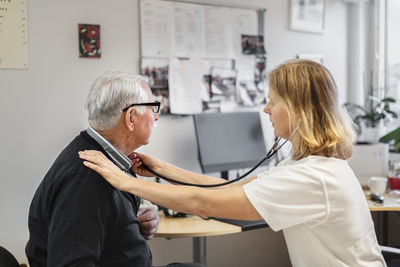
139, 0, 266, 114
0, 0, 28, 69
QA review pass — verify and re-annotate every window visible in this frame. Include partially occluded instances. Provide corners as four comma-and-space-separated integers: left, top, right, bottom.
387, 0, 400, 108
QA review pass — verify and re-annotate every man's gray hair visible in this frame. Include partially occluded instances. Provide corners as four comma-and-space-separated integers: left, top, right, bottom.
85, 71, 149, 130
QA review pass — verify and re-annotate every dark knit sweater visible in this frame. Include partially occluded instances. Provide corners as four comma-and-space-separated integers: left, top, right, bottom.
26, 130, 152, 267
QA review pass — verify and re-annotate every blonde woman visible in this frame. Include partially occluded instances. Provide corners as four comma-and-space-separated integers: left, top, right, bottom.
79, 60, 385, 266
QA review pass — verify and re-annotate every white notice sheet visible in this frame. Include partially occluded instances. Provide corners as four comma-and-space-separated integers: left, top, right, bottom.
140, 0, 171, 57
169, 58, 204, 114
170, 3, 205, 58
203, 6, 233, 58
230, 8, 258, 56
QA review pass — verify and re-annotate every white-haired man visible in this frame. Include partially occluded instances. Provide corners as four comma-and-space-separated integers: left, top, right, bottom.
26, 71, 203, 267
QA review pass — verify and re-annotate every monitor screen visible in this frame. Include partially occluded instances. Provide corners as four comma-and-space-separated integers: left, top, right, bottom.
193, 111, 267, 174
348, 143, 389, 186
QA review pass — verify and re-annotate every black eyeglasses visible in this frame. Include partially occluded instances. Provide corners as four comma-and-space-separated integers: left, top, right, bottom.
122, 101, 161, 113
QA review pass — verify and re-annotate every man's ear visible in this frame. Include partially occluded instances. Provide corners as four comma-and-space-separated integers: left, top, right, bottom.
124, 108, 135, 132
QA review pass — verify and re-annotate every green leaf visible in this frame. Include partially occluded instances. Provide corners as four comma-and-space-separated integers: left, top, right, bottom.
386, 110, 398, 119
382, 97, 396, 103
379, 127, 400, 143
396, 141, 400, 152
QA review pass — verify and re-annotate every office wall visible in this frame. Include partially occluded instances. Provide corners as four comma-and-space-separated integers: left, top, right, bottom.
0, 0, 348, 265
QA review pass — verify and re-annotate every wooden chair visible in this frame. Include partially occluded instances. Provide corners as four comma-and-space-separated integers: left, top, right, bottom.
381, 245, 400, 267
0, 246, 28, 267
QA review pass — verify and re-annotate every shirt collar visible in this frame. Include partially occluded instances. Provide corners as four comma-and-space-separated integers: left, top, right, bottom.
86, 126, 133, 172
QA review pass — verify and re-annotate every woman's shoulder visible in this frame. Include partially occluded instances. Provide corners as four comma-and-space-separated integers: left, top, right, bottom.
284, 155, 347, 166
271, 155, 352, 182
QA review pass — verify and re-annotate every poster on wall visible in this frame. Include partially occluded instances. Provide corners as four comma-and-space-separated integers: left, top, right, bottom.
78, 24, 101, 58
0, 0, 28, 69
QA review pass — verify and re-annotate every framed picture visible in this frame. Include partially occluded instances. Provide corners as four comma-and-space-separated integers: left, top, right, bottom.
78, 24, 101, 58
290, 0, 326, 34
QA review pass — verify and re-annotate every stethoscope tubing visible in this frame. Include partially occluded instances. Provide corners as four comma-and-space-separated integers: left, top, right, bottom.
142, 137, 289, 188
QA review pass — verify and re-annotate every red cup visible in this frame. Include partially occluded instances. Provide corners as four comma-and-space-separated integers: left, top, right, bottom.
388, 176, 400, 190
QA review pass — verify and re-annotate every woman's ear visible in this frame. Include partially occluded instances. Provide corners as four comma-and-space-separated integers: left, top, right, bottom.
124, 108, 135, 132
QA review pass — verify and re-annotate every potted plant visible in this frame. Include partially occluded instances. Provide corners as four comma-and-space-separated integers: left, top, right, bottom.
344, 96, 398, 143
379, 126, 400, 151
380, 127, 400, 191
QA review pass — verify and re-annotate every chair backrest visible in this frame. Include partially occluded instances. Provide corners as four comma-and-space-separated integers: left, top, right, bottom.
0, 246, 20, 267
381, 245, 400, 267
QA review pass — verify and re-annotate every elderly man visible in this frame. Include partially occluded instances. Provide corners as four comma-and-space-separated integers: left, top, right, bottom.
26, 71, 202, 267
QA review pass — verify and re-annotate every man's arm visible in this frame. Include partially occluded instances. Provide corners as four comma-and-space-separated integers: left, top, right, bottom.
46, 174, 114, 266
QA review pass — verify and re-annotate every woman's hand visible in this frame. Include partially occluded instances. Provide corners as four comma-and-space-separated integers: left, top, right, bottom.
129, 152, 162, 177
78, 150, 132, 192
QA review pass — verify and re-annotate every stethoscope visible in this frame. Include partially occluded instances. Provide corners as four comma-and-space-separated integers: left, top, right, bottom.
142, 135, 292, 188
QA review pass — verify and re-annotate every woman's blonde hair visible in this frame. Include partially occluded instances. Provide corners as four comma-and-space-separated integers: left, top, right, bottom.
268, 59, 355, 160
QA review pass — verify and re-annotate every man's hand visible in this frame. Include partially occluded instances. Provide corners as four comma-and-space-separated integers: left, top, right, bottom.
138, 206, 159, 240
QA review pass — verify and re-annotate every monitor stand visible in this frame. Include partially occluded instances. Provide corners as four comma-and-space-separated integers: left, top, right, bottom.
221, 171, 228, 180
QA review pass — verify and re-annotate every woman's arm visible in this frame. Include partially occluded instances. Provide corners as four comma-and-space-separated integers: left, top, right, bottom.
79, 150, 262, 220
130, 152, 228, 186
126, 179, 262, 220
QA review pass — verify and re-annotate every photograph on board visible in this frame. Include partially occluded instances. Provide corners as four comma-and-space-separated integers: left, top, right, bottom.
238, 80, 266, 106
140, 57, 169, 89
152, 88, 170, 114
241, 35, 265, 55
211, 67, 237, 102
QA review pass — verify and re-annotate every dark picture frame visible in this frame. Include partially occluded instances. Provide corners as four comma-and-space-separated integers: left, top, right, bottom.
78, 24, 101, 58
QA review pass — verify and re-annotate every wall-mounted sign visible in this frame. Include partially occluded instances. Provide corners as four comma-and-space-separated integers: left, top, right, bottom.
0, 0, 28, 69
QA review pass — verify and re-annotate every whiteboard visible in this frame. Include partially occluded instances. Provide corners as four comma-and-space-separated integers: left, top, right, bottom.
140, 0, 263, 59
139, 0, 266, 114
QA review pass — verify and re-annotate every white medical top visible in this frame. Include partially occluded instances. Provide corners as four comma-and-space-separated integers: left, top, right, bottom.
243, 155, 385, 267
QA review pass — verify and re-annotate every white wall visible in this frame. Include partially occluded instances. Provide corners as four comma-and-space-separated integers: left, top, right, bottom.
0, 0, 349, 265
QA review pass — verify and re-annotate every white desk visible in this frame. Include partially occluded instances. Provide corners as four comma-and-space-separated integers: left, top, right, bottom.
365, 190, 400, 245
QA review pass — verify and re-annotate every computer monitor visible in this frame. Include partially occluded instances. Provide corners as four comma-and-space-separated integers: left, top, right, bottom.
347, 143, 389, 186
193, 111, 267, 178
